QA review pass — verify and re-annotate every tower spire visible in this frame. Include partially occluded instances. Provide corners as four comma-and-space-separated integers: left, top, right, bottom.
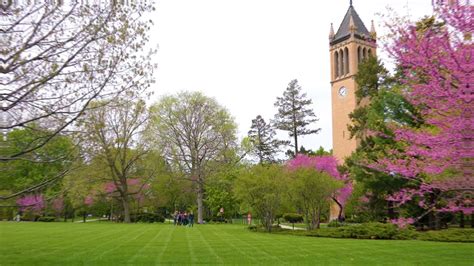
370, 20, 377, 38
350, 0, 353, 6
329, 23, 335, 40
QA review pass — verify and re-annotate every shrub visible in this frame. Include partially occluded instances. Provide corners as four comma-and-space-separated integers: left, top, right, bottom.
327, 220, 346, 228
133, 213, 165, 223
417, 228, 474, 243
248, 225, 258, 231
307, 223, 401, 240
247, 224, 285, 233
21, 213, 40, 221
393, 228, 419, 240
37, 216, 56, 222
272, 222, 473, 242
283, 213, 304, 224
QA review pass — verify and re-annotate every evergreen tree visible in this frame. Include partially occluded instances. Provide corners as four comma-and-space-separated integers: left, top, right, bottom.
346, 57, 419, 221
273, 79, 320, 155
248, 115, 286, 164
284, 145, 330, 158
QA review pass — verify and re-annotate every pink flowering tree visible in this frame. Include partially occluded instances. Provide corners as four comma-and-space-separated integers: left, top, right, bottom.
287, 155, 353, 221
371, 1, 473, 227
51, 197, 64, 218
17, 194, 45, 218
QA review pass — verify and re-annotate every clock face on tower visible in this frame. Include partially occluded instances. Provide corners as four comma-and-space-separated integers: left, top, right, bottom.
338, 86, 347, 97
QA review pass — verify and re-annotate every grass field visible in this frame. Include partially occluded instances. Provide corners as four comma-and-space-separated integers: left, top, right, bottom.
1, 222, 473, 265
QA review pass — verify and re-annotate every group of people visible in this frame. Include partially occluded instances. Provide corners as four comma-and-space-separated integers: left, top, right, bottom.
173, 211, 194, 227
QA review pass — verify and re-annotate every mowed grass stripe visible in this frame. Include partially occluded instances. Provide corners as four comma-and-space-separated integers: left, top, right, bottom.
34, 224, 129, 258
208, 225, 258, 263
212, 225, 275, 263
194, 225, 224, 264
126, 225, 166, 264
154, 224, 176, 264
1, 223, 126, 263
236, 229, 286, 263
185, 226, 198, 264
87, 224, 155, 262
62, 224, 144, 262
1, 222, 473, 265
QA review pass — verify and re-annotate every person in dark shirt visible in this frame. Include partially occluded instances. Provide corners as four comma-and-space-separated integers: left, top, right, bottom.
188, 211, 194, 227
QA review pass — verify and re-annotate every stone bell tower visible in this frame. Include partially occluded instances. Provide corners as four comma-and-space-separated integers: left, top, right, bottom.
328, 1, 377, 220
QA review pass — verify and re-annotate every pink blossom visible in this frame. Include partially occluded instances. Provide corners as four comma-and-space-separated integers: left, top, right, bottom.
287, 154, 353, 207
104, 182, 117, 193
359, 195, 370, 204
17, 194, 44, 212
391, 217, 415, 228
52, 197, 64, 212
370, 1, 474, 217
84, 195, 94, 206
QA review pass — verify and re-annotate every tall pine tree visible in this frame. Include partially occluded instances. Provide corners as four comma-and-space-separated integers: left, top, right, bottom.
248, 115, 286, 164
273, 79, 320, 155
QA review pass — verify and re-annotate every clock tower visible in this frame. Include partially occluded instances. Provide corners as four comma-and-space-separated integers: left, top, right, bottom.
329, 1, 376, 220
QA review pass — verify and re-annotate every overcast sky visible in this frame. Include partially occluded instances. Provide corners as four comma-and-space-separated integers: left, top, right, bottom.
150, 0, 433, 152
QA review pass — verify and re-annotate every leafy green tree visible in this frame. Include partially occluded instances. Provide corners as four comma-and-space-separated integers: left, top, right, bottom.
149, 92, 238, 224
152, 171, 195, 214
346, 57, 422, 221
234, 164, 287, 232
288, 167, 341, 230
273, 79, 320, 155
204, 154, 245, 221
354, 56, 390, 103
283, 213, 304, 229
247, 115, 287, 164
1, 128, 75, 200
78, 98, 152, 223
205, 176, 238, 220
62, 163, 101, 222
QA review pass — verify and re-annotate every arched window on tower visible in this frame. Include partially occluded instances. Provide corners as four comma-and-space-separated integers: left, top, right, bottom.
334, 51, 339, 78
363, 48, 367, 60
358, 46, 362, 64
344, 47, 349, 75
368, 49, 372, 58
339, 49, 344, 76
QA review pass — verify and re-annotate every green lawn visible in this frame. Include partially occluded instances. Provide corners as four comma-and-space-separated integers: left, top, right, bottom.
1, 222, 473, 265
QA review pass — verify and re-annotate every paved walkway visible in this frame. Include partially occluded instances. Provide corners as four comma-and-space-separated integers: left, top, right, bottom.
279, 224, 306, 230
75, 218, 101, 223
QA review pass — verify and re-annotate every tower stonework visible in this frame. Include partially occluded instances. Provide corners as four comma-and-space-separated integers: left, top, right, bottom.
329, 3, 376, 220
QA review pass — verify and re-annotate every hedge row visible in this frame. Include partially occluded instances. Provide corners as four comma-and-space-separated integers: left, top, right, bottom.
269, 223, 474, 242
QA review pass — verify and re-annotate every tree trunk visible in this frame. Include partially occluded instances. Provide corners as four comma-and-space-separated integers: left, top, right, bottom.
471, 213, 474, 228
265, 211, 273, 232
332, 198, 344, 222
122, 197, 131, 223
460, 212, 465, 228
316, 207, 322, 229
387, 201, 395, 220
294, 131, 298, 155
109, 201, 113, 221
428, 212, 435, 230
434, 213, 441, 230
197, 184, 204, 224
